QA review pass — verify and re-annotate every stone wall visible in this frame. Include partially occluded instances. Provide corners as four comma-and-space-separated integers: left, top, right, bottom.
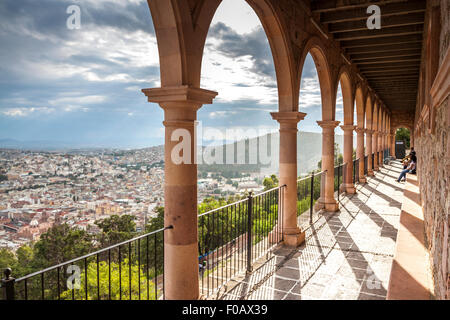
416, 96, 449, 300
415, 0, 450, 300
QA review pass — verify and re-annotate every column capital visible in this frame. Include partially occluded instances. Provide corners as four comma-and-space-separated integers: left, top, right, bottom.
142, 85, 218, 107
270, 111, 307, 123
340, 125, 356, 132
317, 120, 340, 129
355, 127, 365, 134
365, 129, 374, 134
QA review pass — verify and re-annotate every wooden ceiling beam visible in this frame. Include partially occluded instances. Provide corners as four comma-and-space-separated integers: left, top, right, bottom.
361, 68, 419, 74
311, 0, 405, 13
357, 56, 421, 65
328, 12, 425, 33
334, 25, 424, 41
345, 42, 422, 54
351, 51, 421, 61
320, 0, 426, 24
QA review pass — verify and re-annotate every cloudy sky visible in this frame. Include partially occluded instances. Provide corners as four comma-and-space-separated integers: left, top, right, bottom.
0, 0, 348, 149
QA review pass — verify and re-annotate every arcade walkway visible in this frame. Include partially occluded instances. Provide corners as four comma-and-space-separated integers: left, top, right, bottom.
217, 161, 405, 300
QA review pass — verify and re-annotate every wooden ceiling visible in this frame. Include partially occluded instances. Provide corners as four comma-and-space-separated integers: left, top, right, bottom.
311, 0, 426, 113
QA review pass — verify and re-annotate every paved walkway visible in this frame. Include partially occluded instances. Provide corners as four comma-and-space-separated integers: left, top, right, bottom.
218, 161, 405, 300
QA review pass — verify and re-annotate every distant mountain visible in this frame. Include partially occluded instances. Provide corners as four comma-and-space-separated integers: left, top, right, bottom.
0, 139, 162, 152
0, 139, 76, 151
198, 131, 345, 176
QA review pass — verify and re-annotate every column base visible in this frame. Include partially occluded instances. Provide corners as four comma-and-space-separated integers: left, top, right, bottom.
282, 229, 305, 248
314, 198, 325, 211
318, 197, 339, 212
359, 177, 367, 184
325, 202, 340, 212
368, 169, 375, 176
344, 184, 356, 194
374, 166, 380, 171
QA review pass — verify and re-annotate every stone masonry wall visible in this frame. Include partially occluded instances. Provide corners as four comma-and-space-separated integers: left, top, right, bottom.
415, 0, 450, 300
416, 97, 449, 300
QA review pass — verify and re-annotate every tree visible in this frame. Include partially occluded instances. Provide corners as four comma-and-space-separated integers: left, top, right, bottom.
145, 207, 164, 232
15, 245, 34, 276
33, 224, 93, 269
334, 143, 343, 166
263, 174, 279, 190
0, 248, 17, 270
60, 259, 158, 300
95, 215, 137, 248
395, 128, 410, 148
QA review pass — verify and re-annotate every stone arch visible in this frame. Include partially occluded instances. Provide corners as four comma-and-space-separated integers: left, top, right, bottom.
393, 124, 413, 134
299, 36, 334, 121
373, 101, 379, 132
365, 95, 373, 130
336, 66, 354, 125
355, 85, 365, 128
245, 0, 299, 111
147, 0, 298, 111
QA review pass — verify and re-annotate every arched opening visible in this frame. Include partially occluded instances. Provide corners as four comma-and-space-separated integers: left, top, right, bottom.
298, 53, 327, 174
336, 71, 356, 193
355, 86, 366, 181
395, 127, 411, 149
299, 40, 339, 212
198, 0, 278, 197
335, 82, 345, 165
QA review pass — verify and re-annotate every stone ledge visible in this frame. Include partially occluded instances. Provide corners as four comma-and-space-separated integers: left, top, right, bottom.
387, 174, 434, 300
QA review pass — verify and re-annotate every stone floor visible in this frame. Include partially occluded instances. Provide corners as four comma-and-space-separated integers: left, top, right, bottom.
219, 161, 406, 300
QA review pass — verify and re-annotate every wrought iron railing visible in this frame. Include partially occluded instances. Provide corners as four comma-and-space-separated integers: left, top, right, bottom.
353, 158, 359, 184
334, 163, 347, 200
364, 155, 368, 175
198, 185, 285, 299
296, 171, 326, 225
1, 226, 173, 300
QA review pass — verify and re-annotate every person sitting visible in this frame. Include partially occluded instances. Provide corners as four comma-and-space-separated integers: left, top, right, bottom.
397, 156, 416, 182
402, 148, 416, 169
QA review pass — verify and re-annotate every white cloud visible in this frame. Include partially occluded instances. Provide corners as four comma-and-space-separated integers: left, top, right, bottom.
211, 0, 262, 35
201, 40, 277, 104
1, 107, 55, 117
49, 95, 107, 106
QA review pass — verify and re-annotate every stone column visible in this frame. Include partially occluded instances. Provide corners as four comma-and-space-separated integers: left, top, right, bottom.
379, 131, 383, 167
355, 128, 367, 183
366, 129, 374, 176
390, 134, 395, 157
340, 125, 356, 193
317, 120, 340, 212
372, 131, 379, 171
271, 112, 306, 247
142, 86, 217, 300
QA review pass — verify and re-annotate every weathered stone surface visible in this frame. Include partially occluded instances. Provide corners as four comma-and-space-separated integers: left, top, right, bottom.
416, 96, 450, 300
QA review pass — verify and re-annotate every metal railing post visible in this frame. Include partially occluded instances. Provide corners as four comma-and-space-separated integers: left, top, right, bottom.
246, 192, 253, 274
1, 268, 15, 300
310, 172, 314, 224
338, 164, 341, 201
353, 160, 356, 185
